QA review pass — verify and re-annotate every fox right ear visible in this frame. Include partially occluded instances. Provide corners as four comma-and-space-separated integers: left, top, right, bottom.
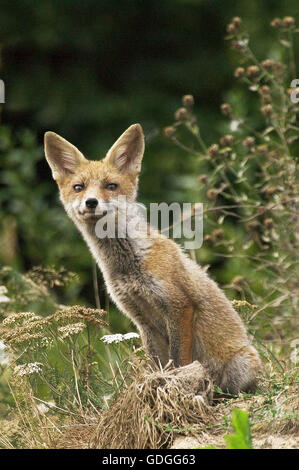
44, 132, 86, 180
105, 124, 145, 174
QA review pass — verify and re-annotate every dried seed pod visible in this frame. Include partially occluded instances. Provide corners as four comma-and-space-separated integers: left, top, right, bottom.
261, 104, 273, 117
227, 23, 236, 34
242, 136, 255, 149
268, 150, 280, 159
257, 144, 268, 154
206, 189, 218, 201
270, 18, 281, 28
232, 17, 242, 28
174, 107, 188, 121
234, 67, 245, 78
220, 103, 232, 116
246, 65, 260, 78
182, 94, 194, 107
212, 228, 224, 240
261, 59, 275, 70
198, 174, 207, 184
208, 144, 219, 157
204, 234, 213, 243
231, 275, 246, 287
282, 16, 295, 28
260, 85, 270, 94
231, 40, 245, 51
265, 218, 274, 228
164, 126, 175, 138
220, 135, 234, 147
264, 186, 276, 197
260, 94, 271, 104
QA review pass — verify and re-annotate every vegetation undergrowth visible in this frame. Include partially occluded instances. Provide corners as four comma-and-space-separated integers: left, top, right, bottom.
0, 16, 298, 449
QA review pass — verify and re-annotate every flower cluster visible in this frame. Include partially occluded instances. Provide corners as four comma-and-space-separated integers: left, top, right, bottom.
0, 312, 51, 351
54, 305, 108, 327
163, 16, 298, 352
0, 286, 10, 303
101, 332, 140, 344
231, 300, 257, 310
27, 266, 77, 289
14, 362, 42, 377
58, 322, 86, 338
2, 311, 41, 326
0, 266, 51, 317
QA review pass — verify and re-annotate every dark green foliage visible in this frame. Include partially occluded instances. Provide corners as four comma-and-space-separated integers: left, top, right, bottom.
0, 2, 298, 448
0, 1, 298, 297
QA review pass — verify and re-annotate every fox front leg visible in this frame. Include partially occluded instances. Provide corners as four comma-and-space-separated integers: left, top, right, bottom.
167, 306, 194, 367
138, 323, 169, 367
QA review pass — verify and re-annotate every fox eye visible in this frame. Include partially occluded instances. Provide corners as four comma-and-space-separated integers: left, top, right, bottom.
106, 183, 118, 191
73, 184, 84, 192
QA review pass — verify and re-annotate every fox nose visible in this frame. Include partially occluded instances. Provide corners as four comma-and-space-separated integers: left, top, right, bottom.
85, 198, 98, 209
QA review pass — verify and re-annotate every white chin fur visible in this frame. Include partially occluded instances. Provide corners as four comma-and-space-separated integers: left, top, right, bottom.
78, 211, 104, 221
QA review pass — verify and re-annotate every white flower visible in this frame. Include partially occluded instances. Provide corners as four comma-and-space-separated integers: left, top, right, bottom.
101, 332, 140, 344
0, 286, 10, 303
0, 352, 10, 366
230, 119, 242, 132
36, 403, 49, 414
101, 334, 124, 344
35, 400, 55, 415
123, 332, 140, 340
0, 342, 10, 366
58, 322, 86, 338
40, 336, 53, 347
238, 38, 249, 47
14, 362, 43, 377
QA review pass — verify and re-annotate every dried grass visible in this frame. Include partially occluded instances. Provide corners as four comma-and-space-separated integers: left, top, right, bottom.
4, 357, 297, 449
90, 358, 214, 449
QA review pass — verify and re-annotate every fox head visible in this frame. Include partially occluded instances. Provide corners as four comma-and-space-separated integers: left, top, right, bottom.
44, 124, 145, 225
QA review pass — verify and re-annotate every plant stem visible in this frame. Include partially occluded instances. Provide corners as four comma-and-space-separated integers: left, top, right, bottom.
92, 260, 101, 309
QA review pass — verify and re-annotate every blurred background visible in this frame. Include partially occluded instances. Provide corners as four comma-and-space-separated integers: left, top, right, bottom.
0, 0, 298, 329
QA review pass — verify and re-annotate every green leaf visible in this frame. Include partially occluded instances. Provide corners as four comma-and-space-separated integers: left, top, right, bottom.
224, 433, 250, 449
224, 408, 253, 449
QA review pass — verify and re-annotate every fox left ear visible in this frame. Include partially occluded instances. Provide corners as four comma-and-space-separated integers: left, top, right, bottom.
105, 124, 145, 174
44, 132, 87, 180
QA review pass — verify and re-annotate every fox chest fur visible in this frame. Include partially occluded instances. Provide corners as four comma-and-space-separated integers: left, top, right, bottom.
83, 225, 170, 333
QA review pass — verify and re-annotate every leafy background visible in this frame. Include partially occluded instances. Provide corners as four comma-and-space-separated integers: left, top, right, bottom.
0, 0, 298, 324
0, 0, 298, 448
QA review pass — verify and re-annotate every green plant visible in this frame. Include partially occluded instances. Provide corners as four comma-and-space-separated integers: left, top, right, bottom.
0, 265, 141, 448
164, 16, 298, 364
1, 12, 298, 450
200, 408, 253, 449
224, 408, 253, 449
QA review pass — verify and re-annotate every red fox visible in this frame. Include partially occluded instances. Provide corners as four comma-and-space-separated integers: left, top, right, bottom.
44, 123, 262, 394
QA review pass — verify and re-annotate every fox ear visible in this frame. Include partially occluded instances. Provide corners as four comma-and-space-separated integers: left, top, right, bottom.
105, 124, 145, 174
44, 132, 86, 180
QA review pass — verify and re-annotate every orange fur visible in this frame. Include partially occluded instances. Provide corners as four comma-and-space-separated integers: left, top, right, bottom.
44, 123, 262, 393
